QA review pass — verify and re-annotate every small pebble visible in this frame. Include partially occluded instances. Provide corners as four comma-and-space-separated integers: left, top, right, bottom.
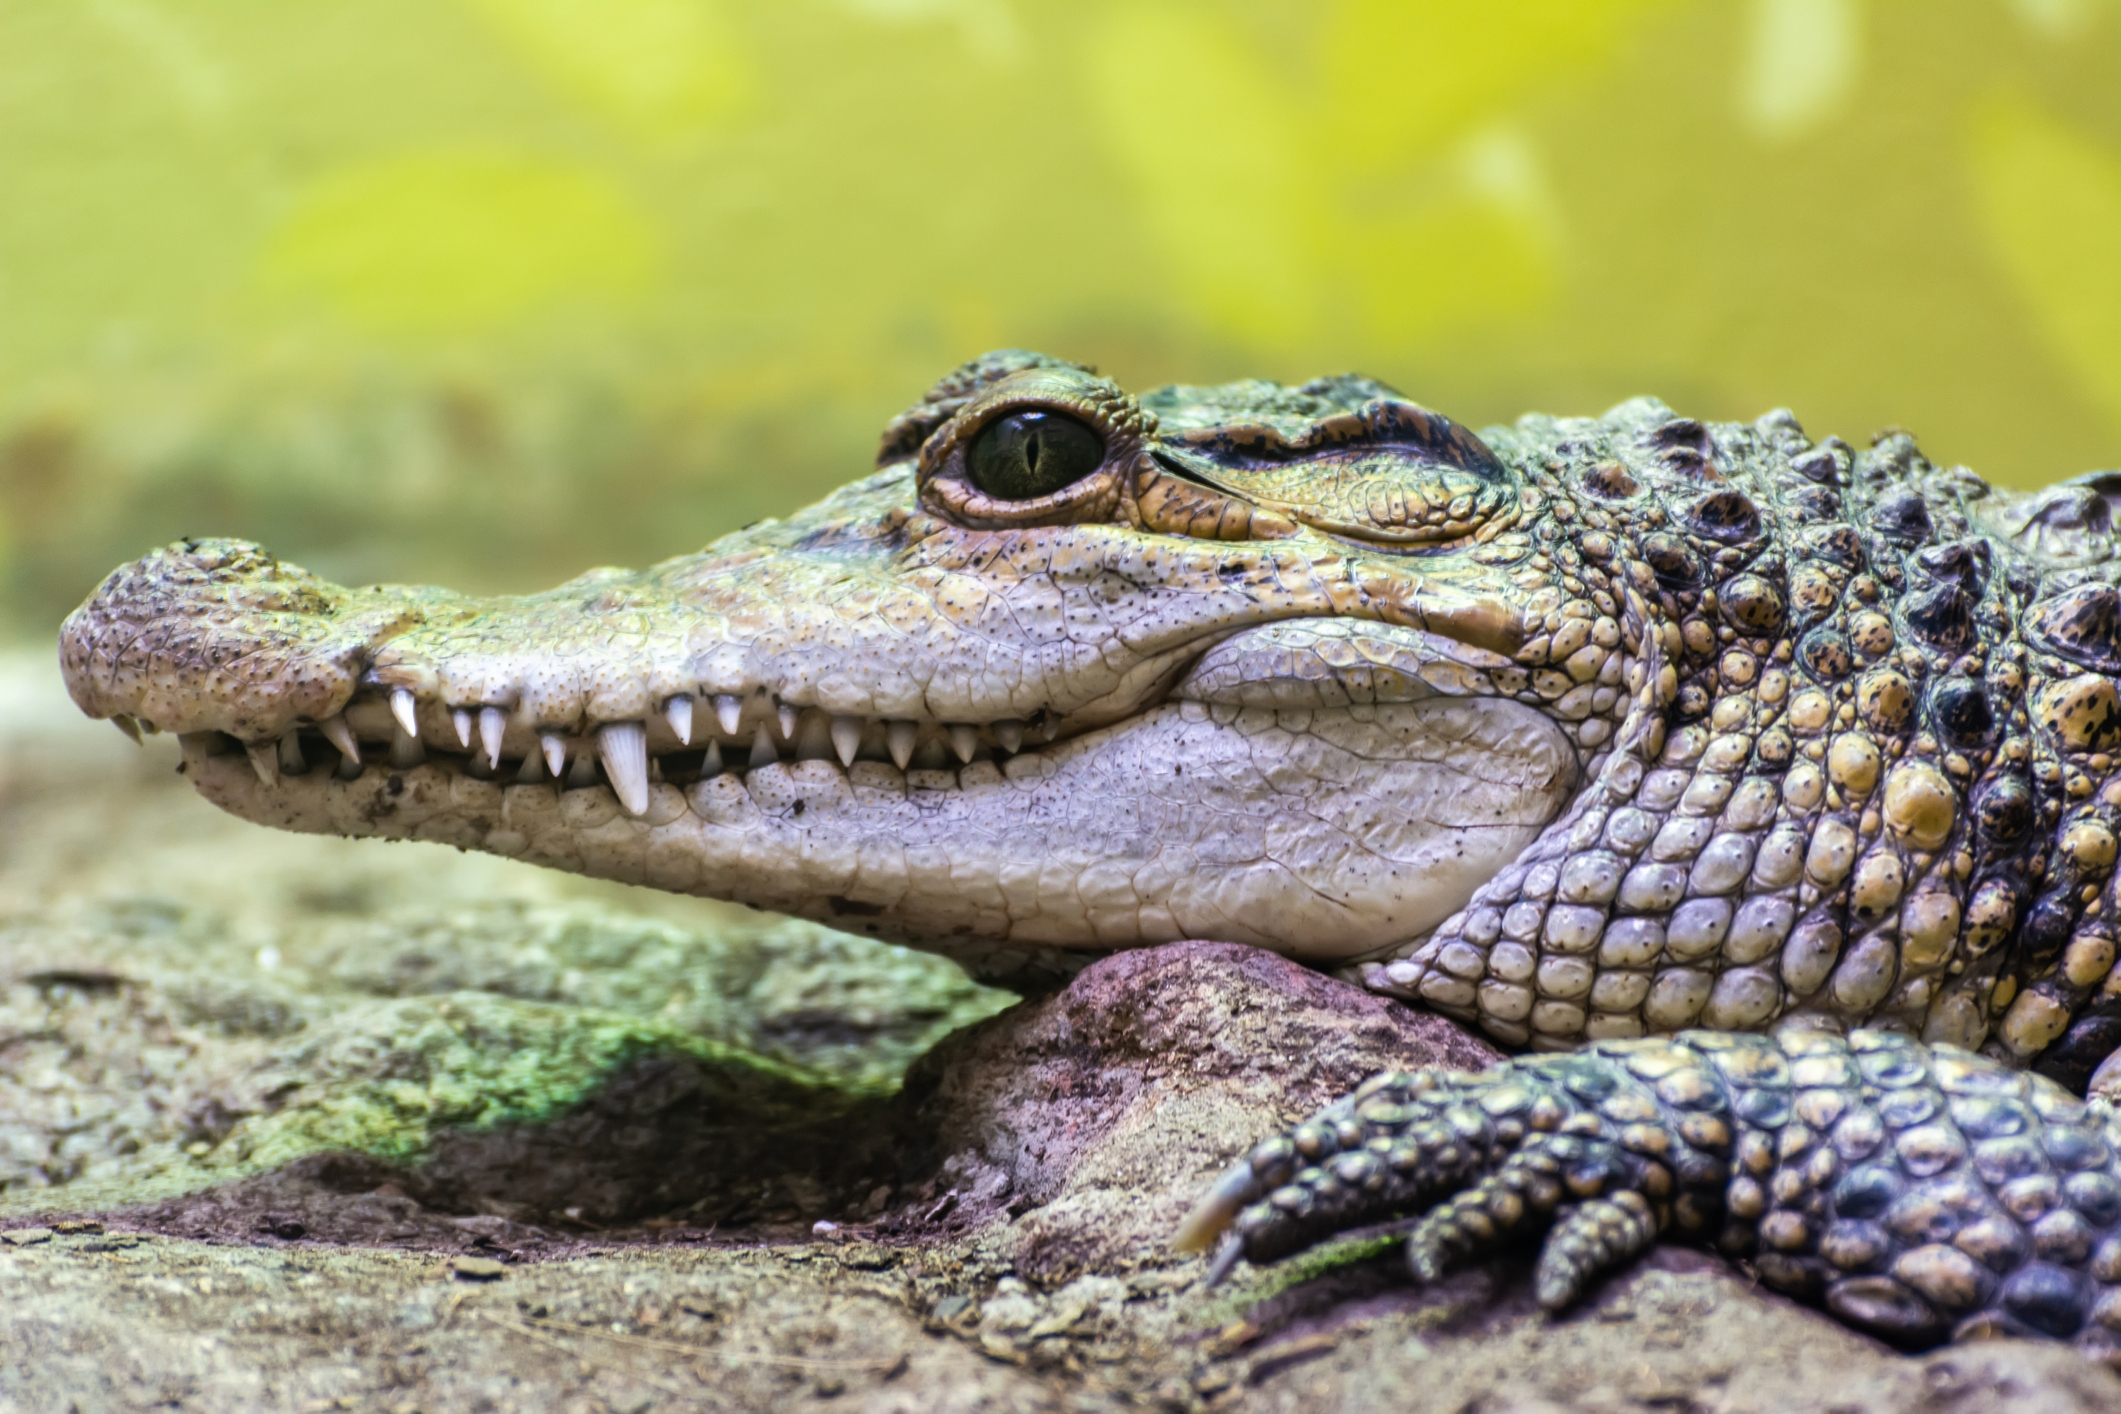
811, 1220, 840, 1237
450, 1256, 506, 1281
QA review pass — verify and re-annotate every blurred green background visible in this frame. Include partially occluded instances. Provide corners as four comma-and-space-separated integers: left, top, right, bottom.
3, 0, 2120, 636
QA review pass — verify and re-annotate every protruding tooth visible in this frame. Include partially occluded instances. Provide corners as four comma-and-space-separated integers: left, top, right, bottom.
277, 731, 306, 775
480, 707, 507, 770
749, 723, 777, 769
391, 688, 420, 740
541, 732, 569, 782
245, 738, 280, 787
830, 716, 862, 768
715, 694, 743, 736
391, 734, 425, 769
453, 708, 474, 749
666, 696, 694, 746
517, 750, 546, 783
703, 740, 724, 775
112, 714, 144, 745
1041, 715, 1060, 742
994, 719, 1023, 754
320, 714, 360, 766
947, 724, 978, 764
887, 720, 917, 771
777, 702, 799, 739
598, 722, 650, 815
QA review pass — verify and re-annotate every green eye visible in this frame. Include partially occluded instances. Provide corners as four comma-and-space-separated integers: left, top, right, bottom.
967, 410, 1105, 500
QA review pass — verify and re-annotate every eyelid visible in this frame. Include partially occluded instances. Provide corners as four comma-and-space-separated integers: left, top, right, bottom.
916, 371, 1151, 529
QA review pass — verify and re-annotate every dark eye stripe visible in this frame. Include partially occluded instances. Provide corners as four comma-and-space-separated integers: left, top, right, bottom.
968, 411, 1104, 501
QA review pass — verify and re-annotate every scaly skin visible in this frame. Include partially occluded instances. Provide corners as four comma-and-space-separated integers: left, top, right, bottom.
1178, 1030, 2121, 1363
53, 350, 2121, 1356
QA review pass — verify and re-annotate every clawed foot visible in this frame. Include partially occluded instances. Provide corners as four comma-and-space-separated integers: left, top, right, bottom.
1182, 1030, 2121, 1367
1177, 1041, 1738, 1311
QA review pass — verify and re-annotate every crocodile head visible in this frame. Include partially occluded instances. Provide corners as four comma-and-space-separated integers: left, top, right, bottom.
57, 352, 1608, 970
57, 351, 2121, 1079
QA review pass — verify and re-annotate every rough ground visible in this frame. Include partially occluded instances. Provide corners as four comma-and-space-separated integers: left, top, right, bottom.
5, 651, 2120, 1413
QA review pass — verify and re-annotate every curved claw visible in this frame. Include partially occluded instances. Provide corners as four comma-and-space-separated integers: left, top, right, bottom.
1204, 1234, 1246, 1289
1176, 1161, 1262, 1255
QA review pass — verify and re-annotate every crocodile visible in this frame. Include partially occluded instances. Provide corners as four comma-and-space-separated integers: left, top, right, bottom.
55, 349, 2121, 1363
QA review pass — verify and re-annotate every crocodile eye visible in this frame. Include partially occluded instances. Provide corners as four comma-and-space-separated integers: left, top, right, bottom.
967, 411, 1105, 501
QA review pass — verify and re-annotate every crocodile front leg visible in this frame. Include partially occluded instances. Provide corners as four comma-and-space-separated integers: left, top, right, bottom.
1180, 1029, 2121, 1365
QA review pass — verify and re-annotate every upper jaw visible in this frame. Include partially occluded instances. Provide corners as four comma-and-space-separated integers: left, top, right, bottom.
58, 512, 1533, 812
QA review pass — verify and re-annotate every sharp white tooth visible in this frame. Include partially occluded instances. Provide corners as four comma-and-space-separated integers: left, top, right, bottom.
541, 732, 569, 781
703, 740, 724, 775
777, 702, 799, 739
1041, 715, 1060, 742
517, 750, 546, 783
887, 720, 917, 771
480, 707, 507, 769
112, 715, 143, 745
277, 732, 306, 774
947, 724, 978, 764
830, 716, 862, 768
598, 722, 650, 815
749, 723, 777, 768
391, 688, 420, 740
994, 719, 1023, 754
320, 714, 360, 765
715, 694, 743, 735
453, 708, 474, 749
665, 696, 694, 746
245, 738, 280, 787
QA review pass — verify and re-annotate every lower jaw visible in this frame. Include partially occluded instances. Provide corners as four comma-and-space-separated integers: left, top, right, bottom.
184, 697, 1578, 974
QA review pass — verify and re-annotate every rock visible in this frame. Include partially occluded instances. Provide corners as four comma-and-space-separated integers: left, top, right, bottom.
893, 939, 1501, 1279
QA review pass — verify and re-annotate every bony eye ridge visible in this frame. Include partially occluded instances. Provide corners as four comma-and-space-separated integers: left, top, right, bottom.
968, 409, 1105, 500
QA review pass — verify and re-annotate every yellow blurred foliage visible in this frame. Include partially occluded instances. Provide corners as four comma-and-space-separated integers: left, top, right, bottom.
1, 0, 2120, 633
463, 0, 748, 143
1968, 93, 2121, 429
257, 151, 662, 337
1735, 0, 1863, 143
1085, 1, 1666, 348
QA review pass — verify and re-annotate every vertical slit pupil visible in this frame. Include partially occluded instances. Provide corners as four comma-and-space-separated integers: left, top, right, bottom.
966, 409, 1107, 501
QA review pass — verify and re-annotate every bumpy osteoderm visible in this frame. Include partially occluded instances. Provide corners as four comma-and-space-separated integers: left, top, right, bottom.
53, 349, 2121, 1357
1180, 1031, 2121, 1361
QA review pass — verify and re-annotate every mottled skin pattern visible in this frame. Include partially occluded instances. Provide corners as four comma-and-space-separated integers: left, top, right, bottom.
53, 351, 2121, 1360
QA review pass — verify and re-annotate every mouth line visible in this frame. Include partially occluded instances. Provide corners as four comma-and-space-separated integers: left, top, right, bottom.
221, 690, 1095, 806
108, 581, 1534, 820
189, 630, 1229, 813
186, 654, 1510, 820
